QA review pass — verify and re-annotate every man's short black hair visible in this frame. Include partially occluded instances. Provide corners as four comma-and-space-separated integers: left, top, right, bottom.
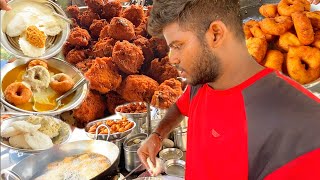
148, 0, 244, 40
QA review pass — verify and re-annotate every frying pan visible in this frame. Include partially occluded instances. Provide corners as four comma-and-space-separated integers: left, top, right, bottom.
1, 140, 120, 180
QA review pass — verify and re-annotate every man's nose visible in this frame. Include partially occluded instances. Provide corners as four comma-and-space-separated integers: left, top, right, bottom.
168, 50, 180, 65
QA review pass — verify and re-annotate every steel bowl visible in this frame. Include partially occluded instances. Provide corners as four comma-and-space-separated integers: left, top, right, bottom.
163, 159, 185, 178
115, 102, 148, 119
0, 58, 89, 116
240, 0, 320, 88
0, 0, 70, 59
159, 148, 183, 161
0, 115, 72, 153
85, 118, 136, 141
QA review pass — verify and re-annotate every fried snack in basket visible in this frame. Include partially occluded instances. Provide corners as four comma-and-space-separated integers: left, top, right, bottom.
89, 19, 108, 39
112, 40, 144, 74
277, 0, 310, 16
79, 9, 100, 29
306, 11, 320, 29
243, 20, 259, 39
291, 12, 314, 45
276, 32, 301, 52
263, 50, 285, 71
75, 59, 95, 73
66, 5, 80, 19
101, 0, 122, 21
147, 56, 179, 84
150, 37, 170, 59
259, 4, 278, 18
68, 27, 91, 47
259, 16, 293, 35
133, 36, 155, 64
85, 0, 104, 14
151, 78, 183, 109
73, 90, 106, 123
108, 17, 135, 41
85, 57, 122, 94
313, 31, 320, 49
246, 37, 268, 63
121, 4, 145, 27
92, 38, 116, 58
287, 46, 320, 84
118, 75, 159, 102
66, 49, 87, 64
106, 92, 127, 114
4, 82, 32, 106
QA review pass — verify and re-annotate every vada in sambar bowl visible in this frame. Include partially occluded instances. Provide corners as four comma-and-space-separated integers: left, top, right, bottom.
0, 58, 89, 116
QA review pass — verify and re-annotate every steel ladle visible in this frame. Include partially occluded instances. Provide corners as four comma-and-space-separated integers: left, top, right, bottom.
32, 77, 87, 112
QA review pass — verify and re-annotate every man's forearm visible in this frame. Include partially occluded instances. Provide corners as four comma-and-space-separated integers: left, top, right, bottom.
154, 103, 185, 138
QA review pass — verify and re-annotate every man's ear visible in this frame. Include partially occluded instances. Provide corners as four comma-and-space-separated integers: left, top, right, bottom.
205, 21, 227, 49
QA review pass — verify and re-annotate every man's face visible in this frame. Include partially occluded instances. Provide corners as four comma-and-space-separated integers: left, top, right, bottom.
163, 23, 220, 86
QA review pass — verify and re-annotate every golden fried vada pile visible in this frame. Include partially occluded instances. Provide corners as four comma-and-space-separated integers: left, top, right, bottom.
244, 0, 320, 85
87, 117, 134, 134
64, 1, 182, 124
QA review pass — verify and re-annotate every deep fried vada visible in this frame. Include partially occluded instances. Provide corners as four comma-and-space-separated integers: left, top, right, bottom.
259, 4, 278, 18
277, 0, 310, 16
85, 0, 104, 14
73, 90, 106, 123
151, 78, 183, 109
287, 46, 320, 84
92, 38, 116, 58
263, 50, 284, 71
89, 19, 108, 39
79, 9, 100, 29
85, 57, 122, 94
101, 0, 122, 21
105, 92, 127, 114
76, 59, 95, 73
292, 12, 314, 45
99, 25, 110, 39
150, 37, 169, 59
246, 37, 268, 63
121, 4, 145, 27
28, 59, 48, 69
66, 49, 87, 64
50, 73, 75, 94
312, 31, 320, 49
68, 27, 91, 47
306, 11, 320, 29
66, 5, 80, 19
259, 16, 293, 35
148, 56, 179, 84
4, 82, 32, 106
118, 75, 159, 102
133, 36, 154, 64
108, 17, 135, 41
112, 40, 144, 74
277, 32, 301, 52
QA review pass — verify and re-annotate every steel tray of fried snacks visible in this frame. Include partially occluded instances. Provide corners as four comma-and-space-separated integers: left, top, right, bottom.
85, 118, 136, 141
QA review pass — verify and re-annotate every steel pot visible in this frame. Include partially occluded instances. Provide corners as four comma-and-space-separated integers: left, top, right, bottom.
173, 127, 187, 152
123, 133, 148, 172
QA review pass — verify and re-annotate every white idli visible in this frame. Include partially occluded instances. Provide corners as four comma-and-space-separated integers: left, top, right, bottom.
9, 134, 31, 149
24, 131, 53, 150
11, 121, 41, 133
1, 127, 22, 138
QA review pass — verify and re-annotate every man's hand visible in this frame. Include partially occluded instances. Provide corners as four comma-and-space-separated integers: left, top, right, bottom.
308, 0, 320, 5
0, 0, 11, 11
137, 133, 162, 176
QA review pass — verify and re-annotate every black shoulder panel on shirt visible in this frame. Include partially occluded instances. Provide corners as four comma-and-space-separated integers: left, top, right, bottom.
242, 72, 320, 180
190, 84, 204, 101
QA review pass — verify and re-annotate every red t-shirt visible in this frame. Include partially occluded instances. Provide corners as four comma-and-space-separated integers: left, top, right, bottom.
176, 68, 320, 180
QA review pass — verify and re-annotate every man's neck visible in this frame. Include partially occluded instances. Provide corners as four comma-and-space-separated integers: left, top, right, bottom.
208, 58, 264, 90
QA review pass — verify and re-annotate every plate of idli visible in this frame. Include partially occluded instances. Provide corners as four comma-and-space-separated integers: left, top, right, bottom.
0, 115, 71, 153
0, 0, 70, 59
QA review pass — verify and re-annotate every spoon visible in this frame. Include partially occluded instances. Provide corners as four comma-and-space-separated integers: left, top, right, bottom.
32, 77, 87, 112
43, 2, 72, 24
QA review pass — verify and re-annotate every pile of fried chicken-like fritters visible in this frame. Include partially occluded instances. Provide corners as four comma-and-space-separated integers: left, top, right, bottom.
151, 78, 183, 109
64, 1, 183, 123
